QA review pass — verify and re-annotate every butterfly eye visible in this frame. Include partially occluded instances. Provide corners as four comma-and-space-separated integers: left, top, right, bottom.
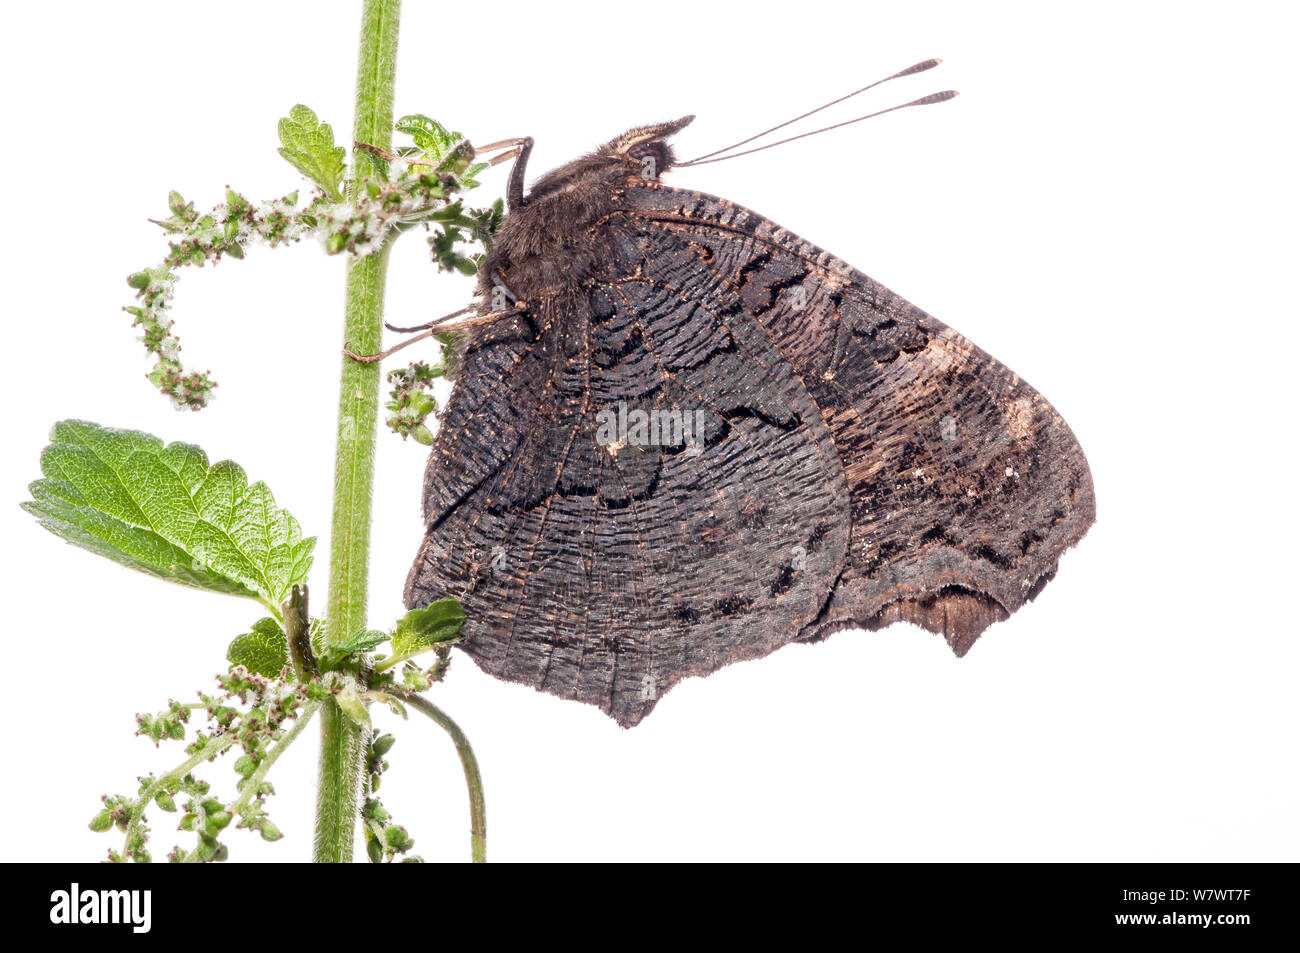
626, 141, 670, 179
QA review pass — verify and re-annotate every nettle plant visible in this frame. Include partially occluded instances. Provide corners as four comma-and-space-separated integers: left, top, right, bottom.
22, 2, 493, 862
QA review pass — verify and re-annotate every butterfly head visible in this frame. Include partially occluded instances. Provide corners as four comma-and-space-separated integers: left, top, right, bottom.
597, 115, 695, 176
518, 116, 694, 208
484, 116, 695, 293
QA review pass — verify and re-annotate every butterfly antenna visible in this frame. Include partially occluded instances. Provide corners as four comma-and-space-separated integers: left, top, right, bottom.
680, 58, 944, 165
678, 90, 957, 167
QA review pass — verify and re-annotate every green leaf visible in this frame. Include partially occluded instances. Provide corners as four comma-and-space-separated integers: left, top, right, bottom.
318, 628, 389, 670
385, 599, 465, 668
309, 618, 326, 658
340, 628, 389, 654
23, 420, 315, 606
277, 104, 346, 201
467, 197, 505, 248
227, 618, 289, 677
458, 161, 489, 189
395, 114, 463, 164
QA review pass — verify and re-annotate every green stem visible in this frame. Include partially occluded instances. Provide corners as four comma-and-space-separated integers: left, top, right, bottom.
313, 0, 402, 864
402, 692, 487, 863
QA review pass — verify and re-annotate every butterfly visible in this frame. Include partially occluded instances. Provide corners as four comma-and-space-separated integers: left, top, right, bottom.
402, 76, 1095, 728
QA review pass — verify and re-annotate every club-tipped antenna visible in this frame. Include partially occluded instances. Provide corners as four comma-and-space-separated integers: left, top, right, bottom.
678, 90, 957, 167
681, 58, 944, 165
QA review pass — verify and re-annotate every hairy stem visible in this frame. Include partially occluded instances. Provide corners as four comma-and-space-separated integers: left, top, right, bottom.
402, 692, 487, 863
313, 0, 402, 864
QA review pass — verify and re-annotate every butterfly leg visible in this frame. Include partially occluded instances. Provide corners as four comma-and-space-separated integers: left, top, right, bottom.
488, 268, 538, 337
477, 137, 534, 211
386, 304, 475, 333
354, 140, 399, 161
343, 304, 529, 363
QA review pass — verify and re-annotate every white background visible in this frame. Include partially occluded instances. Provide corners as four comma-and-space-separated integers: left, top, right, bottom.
2, 0, 1296, 862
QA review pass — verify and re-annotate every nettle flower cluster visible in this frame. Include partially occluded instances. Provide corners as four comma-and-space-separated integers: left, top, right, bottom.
93, 670, 323, 864
124, 106, 501, 411
84, 579, 468, 862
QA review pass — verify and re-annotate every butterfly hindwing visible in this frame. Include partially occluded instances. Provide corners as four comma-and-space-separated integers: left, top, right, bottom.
406, 214, 852, 726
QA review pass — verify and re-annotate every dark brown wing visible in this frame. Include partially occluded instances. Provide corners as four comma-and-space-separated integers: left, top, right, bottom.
404, 211, 852, 726
621, 183, 1095, 654
406, 180, 1094, 726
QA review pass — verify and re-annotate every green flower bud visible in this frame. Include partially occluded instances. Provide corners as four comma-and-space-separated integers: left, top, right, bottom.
384, 826, 414, 851
336, 690, 370, 727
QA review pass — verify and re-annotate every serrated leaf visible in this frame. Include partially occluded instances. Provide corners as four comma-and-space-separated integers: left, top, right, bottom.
23, 420, 314, 606
227, 618, 288, 677
386, 599, 465, 667
341, 629, 389, 654
458, 161, 489, 189
395, 114, 463, 164
277, 104, 346, 201
318, 628, 389, 671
